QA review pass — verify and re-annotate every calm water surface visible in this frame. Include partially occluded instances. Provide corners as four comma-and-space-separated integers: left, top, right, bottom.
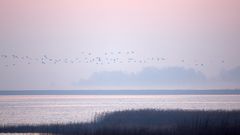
0, 95, 240, 125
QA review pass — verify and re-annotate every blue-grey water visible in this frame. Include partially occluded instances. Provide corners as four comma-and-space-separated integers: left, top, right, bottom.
0, 95, 240, 125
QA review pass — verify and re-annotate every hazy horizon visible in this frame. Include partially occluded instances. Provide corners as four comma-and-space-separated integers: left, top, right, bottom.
1, 0, 240, 90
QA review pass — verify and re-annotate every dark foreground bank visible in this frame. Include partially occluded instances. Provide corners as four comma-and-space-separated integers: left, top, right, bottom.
1, 109, 240, 135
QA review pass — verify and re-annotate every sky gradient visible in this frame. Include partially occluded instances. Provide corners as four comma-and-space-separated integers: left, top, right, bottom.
0, 0, 240, 90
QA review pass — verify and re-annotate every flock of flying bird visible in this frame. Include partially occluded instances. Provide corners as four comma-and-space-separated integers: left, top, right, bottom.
0, 51, 225, 67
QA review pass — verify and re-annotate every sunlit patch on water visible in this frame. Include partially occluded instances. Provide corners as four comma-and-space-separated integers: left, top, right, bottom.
0, 133, 50, 135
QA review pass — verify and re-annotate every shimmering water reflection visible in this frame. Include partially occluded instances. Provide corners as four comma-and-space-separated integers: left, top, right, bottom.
0, 95, 240, 125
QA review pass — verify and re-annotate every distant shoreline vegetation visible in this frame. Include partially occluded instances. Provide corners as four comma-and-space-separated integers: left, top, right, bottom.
0, 90, 240, 95
1, 109, 240, 135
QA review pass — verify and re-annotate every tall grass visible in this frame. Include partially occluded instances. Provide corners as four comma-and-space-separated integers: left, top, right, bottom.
1, 109, 240, 135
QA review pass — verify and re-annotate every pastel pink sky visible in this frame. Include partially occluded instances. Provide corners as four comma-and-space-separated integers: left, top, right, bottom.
1, 0, 239, 30
0, 0, 240, 89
